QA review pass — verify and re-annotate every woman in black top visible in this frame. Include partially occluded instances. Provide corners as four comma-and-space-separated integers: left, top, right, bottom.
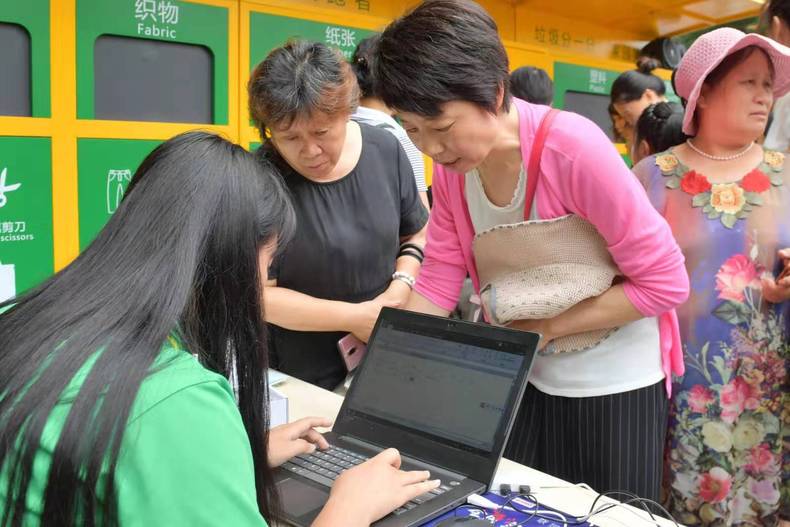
248, 40, 428, 390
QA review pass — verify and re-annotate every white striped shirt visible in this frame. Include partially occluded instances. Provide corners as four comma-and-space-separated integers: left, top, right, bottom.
352, 106, 427, 192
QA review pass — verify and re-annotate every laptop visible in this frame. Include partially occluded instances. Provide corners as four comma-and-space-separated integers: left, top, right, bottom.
274, 307, 539, 526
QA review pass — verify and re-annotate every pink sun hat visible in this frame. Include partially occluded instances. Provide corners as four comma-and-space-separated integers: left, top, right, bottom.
674, 27, 790, 135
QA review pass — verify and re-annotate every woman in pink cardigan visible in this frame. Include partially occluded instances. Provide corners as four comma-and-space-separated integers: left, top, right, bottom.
374, 0, 689, 501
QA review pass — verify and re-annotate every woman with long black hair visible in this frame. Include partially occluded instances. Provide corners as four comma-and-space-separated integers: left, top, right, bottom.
0, 131, 437, 526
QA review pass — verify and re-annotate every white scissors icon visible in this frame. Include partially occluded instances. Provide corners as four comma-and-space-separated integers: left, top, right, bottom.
0, 168, 21, 208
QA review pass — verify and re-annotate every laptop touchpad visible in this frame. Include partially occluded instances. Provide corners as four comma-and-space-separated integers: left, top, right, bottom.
278, 478, 329, 519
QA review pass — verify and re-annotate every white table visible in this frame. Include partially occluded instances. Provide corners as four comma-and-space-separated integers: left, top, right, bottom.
276, 376, 683, 527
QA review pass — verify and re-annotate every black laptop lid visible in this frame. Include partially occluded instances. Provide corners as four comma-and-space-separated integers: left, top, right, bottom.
334, 308, 538, 486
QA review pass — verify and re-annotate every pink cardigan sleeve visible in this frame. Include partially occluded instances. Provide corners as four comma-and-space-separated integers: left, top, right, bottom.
538, 112, 690, 317
413, 166, 469, 312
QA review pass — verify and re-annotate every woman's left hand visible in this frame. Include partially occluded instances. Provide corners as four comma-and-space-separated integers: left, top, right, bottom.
374, 279, 412, 309
267, 416, 332, 468
762, 248, 790, 304
507, 318, 554, 351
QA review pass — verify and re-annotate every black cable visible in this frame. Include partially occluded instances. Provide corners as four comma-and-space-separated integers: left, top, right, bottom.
499, 493, 540, 525
588, 494, 680, 527
589, 489, 657, 521
497, 492, 586, 525
475, 490, 682, 527
451, 503, 488, 519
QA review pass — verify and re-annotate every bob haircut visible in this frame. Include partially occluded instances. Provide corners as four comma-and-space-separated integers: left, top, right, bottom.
374, 0, 511, 117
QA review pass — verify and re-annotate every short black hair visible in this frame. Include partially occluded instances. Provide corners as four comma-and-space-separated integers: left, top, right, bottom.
635, 101, 686, 154
611, 57, 666, 104
374, 0, 510, 117
351, 34, 380, 99
510, 66, 553, 106
248, 40, 358, 136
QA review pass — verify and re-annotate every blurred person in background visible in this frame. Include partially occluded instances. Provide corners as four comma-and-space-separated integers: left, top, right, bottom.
509, 66, 554, 106
611, 57, 669, 154
763, 0, 790, 152
630, 101, 686, 165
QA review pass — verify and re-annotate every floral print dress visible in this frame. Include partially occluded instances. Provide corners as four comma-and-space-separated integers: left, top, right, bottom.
635, 149, 790, 526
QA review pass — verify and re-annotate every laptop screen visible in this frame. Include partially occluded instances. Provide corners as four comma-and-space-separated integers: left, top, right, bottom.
346, 325, 523, 451
340, 310, 535, 468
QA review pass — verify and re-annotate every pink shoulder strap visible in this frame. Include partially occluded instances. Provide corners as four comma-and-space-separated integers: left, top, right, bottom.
524, 108, 560, 220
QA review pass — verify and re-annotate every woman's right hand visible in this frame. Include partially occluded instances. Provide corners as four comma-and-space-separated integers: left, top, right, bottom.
762, 248, 790, 304
313, 448, 440, 527
349, 299, 398, 342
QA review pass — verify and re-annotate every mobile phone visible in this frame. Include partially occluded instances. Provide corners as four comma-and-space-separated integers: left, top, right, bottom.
337, 333, 367, 372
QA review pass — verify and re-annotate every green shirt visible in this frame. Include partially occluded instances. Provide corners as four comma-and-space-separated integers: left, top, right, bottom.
1, 341, 269, 526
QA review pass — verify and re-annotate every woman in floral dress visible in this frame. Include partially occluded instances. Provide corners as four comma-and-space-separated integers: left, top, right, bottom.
634, 28, 790, 526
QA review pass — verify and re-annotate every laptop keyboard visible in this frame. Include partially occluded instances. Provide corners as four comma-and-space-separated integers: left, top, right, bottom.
282, 444, 368, 486
281, 444, 456, 516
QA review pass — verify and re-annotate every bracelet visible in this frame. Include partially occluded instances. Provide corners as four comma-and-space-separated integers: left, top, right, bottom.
392, 271, 416, 289
399, 243, 425, 257
398, 249, 424, 263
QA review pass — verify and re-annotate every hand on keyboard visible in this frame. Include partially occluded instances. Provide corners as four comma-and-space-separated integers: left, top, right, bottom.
267, 416, 332, 468
313, 448, 441, 527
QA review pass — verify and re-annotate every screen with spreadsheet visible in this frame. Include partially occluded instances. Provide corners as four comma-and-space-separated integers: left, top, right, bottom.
345, 321, 525, 452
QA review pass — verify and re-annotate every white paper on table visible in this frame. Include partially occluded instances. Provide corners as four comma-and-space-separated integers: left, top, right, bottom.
229, 361, 290, 428
269, 386, 289, 428
267, 369, 289, 386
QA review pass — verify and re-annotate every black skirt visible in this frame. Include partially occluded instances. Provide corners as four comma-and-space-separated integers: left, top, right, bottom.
504, 380, 669, 502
